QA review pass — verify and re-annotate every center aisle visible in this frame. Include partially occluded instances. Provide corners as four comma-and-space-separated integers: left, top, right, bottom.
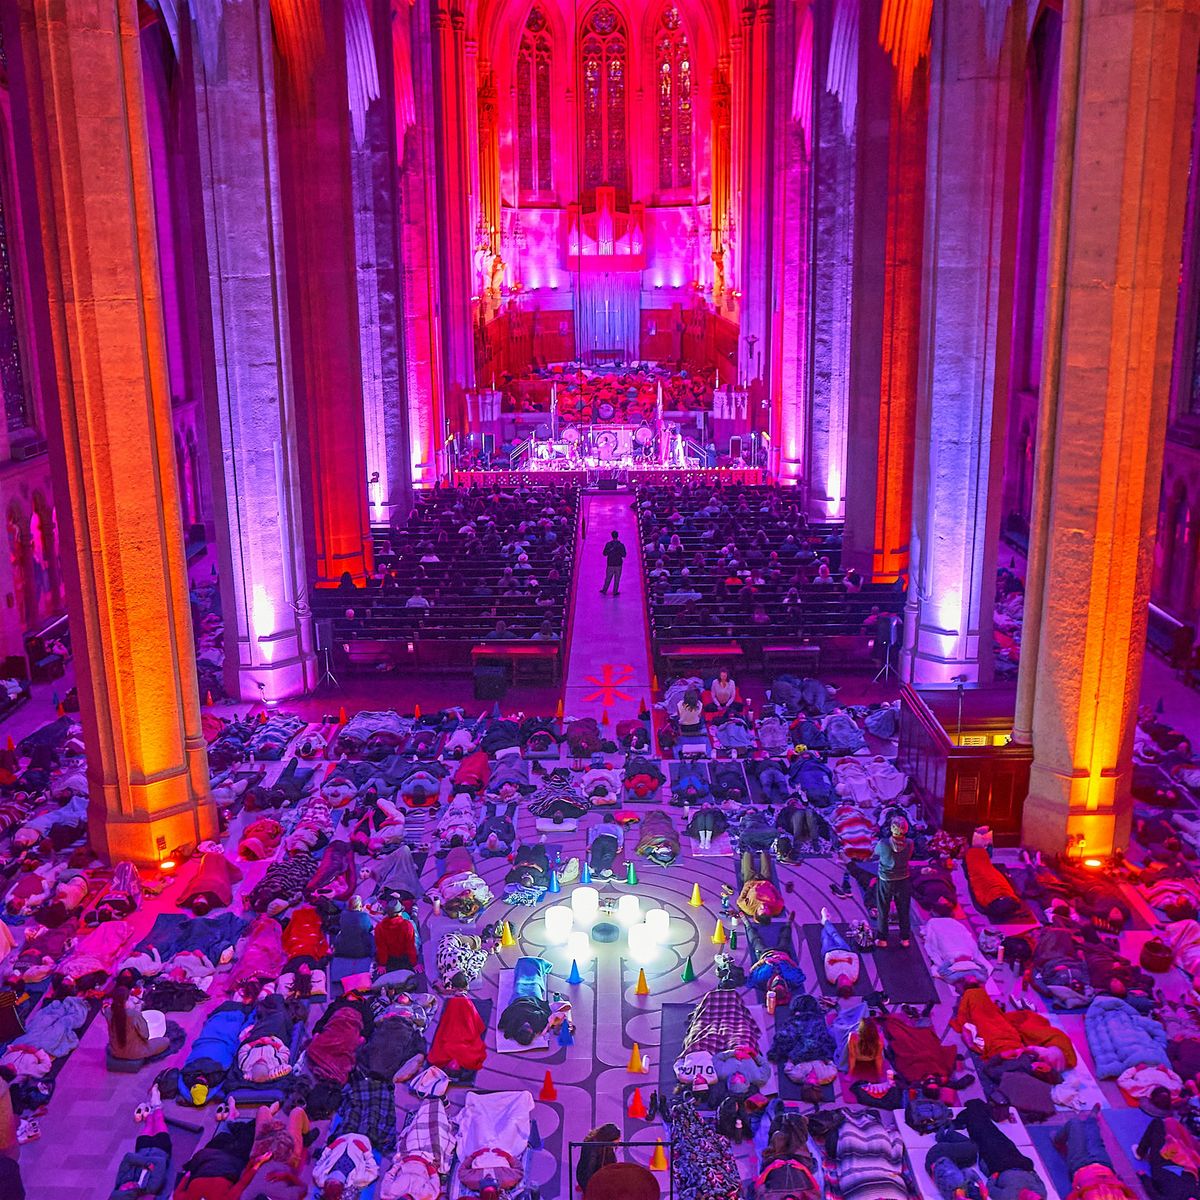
563, 491, 654, 726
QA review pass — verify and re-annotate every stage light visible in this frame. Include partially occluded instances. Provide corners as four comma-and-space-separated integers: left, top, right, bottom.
571, 886, 600, 925
644, 907, 670, 944
617, 895, 641, 926
544, 904, 574, 946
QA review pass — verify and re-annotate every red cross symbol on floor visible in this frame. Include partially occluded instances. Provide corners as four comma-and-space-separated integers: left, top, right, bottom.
583, 663, 634, 706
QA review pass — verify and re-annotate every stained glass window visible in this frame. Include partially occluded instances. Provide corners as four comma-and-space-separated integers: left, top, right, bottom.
0, 160, 28, 432
516, 7, 553, 196
655, 5, 693, 192
580, 3, 628, 193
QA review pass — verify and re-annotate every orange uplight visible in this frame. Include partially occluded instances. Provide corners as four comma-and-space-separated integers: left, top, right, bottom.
1083, 858, 1104, 869
159, 859, 177, 872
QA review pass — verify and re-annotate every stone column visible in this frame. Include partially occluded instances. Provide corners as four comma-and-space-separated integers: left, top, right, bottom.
15, 0, 216, 862
352, 0, 413, 525
1018, 0, 1200, 855
190, 0, 316, 701
901, 0, 1024, 683
275, 0, 373, 585
806, 0, 854, 519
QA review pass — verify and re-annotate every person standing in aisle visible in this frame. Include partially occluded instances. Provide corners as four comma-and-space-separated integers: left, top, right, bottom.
600, 531, 627, 597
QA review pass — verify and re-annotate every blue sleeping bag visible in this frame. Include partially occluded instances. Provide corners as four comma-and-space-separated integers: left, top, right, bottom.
511, 955, 551, 1002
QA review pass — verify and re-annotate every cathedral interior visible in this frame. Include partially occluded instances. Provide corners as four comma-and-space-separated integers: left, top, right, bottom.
0, 0, 1195, 1196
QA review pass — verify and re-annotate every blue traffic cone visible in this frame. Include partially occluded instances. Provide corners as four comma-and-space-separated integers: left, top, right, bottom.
547, 869, 561, 894
557, 1020, 574, 1047
581, 860, 593, 885
529, 1118, 543, 1150
567, 959, 584, 985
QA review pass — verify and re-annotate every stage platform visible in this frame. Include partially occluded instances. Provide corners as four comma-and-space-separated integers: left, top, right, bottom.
451, 465, 766, 486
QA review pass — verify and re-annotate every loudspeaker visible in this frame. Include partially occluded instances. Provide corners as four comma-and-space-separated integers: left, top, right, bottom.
728, 435, 742, 460
315, 619, 336, 653
597, 479, 620, 491
482, 432, 495, 455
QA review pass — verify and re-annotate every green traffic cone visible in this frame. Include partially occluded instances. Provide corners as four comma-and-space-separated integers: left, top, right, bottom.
681, 955, 696, 983
625, 861, 638, 887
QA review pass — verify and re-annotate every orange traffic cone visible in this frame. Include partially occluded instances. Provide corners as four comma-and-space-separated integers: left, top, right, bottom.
413, 703, 421, 719
204, 691, 213, 707
538, 1070, 557, 1101
555, 698, 564, 719
601, 709, 609, 726
627, 1042, 644, 1073
652, 674, 660, 693
635, 968, 650, 997
338, 706, 348, 724
639, 696, 649, 716
627, 1088, 647, 1119
649, 1140, 668, 1171
56, 703, 65, 717
5, 736, 13, 752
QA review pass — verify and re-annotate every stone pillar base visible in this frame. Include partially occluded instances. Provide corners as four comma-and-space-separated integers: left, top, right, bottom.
234, 652, 317, 704
1021, 768, 1132, 857
89, 790, 218, 866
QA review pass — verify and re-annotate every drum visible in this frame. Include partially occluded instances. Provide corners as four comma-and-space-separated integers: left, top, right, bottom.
594, 430, 618, 461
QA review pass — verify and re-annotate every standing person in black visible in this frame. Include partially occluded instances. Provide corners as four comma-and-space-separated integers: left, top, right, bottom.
600, 530, 627, 596
873, 815, 914, 947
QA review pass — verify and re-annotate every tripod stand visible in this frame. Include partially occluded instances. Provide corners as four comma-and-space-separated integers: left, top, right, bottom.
874, 614, 902, 682
317, 640, 340, 692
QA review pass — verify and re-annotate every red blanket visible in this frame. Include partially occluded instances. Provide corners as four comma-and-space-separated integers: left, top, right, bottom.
428, 995, 487, 1073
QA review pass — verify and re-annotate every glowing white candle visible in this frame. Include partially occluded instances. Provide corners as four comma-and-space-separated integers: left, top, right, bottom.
544, 904, 574, 946
645, 907, 671, 944
571, 886, 600, 925
566, 930, 591, 963
617, 894, 641, 926
628, 922, 658, 964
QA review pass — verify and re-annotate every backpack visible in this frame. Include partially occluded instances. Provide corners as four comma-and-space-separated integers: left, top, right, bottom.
905, 1094, 953, 1134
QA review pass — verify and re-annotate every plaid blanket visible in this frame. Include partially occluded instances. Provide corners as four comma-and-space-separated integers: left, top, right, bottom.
682, 988, 761, 1056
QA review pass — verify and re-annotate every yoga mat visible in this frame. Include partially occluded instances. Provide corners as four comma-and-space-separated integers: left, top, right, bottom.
669, 761, 713, 803
1100, 1106, 1152, 1167
657, 1002, 693, 1099
872, 940, 940, 1005
774, 1004, 835, 1104
493, 969, 552, 1053
1025, 1124, 1074, 1199
688, 830, 734, 857
801, 923, 873, 997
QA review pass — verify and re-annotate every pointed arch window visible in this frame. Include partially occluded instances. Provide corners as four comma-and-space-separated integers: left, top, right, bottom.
516, 7, 553, 196
655, 5, 693, 192
581, 3, 628, 194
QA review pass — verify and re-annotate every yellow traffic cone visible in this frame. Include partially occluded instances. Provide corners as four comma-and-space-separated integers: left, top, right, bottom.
500, 920, 517, 948
627, 1042, 644, 1073
711, 917, 727, 946
635, 968, 650, 997
649, 1140, 668, 1171
688, 882, 703, 907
